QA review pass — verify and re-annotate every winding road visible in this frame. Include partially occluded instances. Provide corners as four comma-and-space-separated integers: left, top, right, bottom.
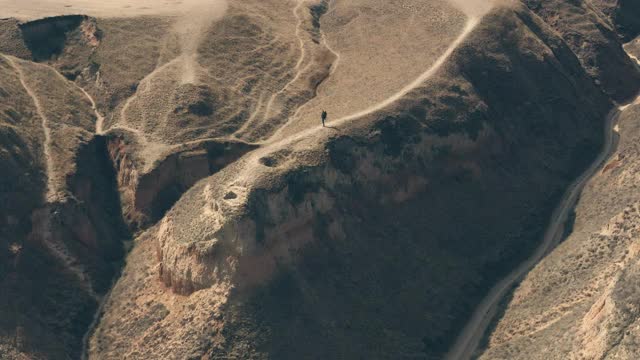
445, 104, 624, 359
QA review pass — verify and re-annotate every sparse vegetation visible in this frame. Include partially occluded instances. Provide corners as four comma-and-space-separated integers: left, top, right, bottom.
1, 0, 640, 359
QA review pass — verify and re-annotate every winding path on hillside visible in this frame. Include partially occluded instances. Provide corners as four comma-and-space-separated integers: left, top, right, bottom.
37, 60, 107, 134
2, 54, 56, 201
261, 0, 308, 122
118, 57, 181, 130
2, 54, 99, 303
216, 14, 485, 191
77, 86, 105, 134
263, 0, 341, 143
262, 17, 480, 148
444, 97, 624, 360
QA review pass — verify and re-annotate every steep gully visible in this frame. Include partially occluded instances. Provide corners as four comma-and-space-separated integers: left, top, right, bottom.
1, 51, 122, 356
445, 51, 640, 360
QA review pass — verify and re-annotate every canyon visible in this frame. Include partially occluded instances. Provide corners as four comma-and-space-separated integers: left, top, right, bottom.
1, 0, 640, 359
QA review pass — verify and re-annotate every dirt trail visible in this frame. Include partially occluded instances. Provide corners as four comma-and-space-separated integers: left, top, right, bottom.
112, 57, 182, 168
232, 0, 309, 139
109, 124, 172, 171
118, 57, 182, 130
77, 86, 105, 134
234, 91, 268, 139
110, 1, 227, 164
311, 18, 477, 130
213, 13, 486, 195
2, 54, 56, 201
264, 16, 478, 146
319, 21, 341, 79
265, 3, 341, 142
11, 55, 107, 135
2, 55, 98, 306
36, 61, 106, 134
262, 0, 309, 121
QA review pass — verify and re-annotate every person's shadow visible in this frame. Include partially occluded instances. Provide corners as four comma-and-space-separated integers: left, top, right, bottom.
324, 125, 339, 131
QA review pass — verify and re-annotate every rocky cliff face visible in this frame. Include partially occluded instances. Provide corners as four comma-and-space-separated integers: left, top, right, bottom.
106, 132, 257, 232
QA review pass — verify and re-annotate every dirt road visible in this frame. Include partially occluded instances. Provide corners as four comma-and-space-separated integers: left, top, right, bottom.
445, 103, 624, 360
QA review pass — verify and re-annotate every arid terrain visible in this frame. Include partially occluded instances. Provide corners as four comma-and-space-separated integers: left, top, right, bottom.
1, 0, 640, 359
478, 34, 640, 360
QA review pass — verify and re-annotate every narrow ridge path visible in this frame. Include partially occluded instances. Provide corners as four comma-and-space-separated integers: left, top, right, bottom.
34, 59, 107, 134
2, 54, 99, 303
2, 54, 57, 201
224, 15, 485, 191
262, 17, 479, 148
320, 18, 478, 128
266, 3, 341, 143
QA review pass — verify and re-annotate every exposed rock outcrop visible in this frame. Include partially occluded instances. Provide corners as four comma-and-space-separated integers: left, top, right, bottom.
107, 132, 257, 232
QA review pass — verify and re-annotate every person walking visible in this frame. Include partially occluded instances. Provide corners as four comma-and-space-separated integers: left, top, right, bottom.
321, 110, 327, 127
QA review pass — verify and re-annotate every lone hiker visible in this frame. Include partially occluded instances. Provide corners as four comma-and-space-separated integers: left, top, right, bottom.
321, 110, 327, 127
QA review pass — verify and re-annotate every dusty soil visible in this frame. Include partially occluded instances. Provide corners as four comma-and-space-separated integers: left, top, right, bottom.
1, 0, 640, 359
